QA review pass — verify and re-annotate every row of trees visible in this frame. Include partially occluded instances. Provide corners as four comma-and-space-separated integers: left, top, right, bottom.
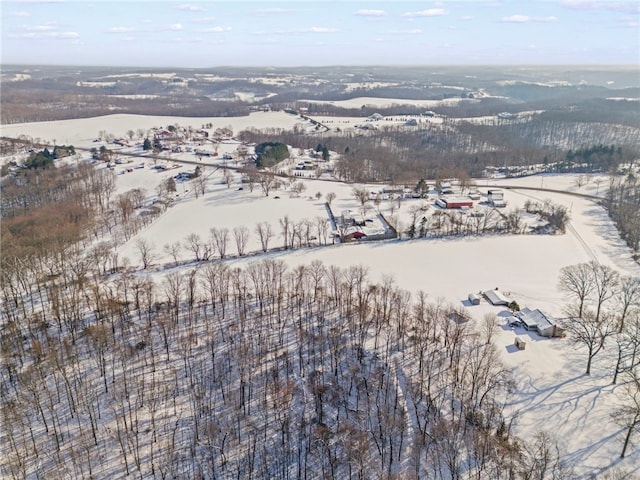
135, 214, 334, 270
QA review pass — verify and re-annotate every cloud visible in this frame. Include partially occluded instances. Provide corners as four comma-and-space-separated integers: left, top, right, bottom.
255, 8, 294, 15
305, 27, 338, 33
402, 8, 447, 18
11, 30, 80, 39
12, 21, 79, 39
251, 27, 338, 35
200, 26, 232, 33
616, 17, 639, 28
9, 11, 31, 17
170, 36, 205, 44
560, 1, 640, 14
190, 16, 217, 24
8, 0, 63, 3
386, 29, 424, 35
501, 15, 558, 23
176, 3, 206, 12
169, 23, 183, 31
24, 23, 59, 32
53, 31, 80, 39
106, 26, 136, 34
354, 9, 386, 17
460, 15, 474, 21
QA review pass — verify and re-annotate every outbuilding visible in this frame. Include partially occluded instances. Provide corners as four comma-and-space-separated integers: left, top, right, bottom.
468, 293, 481, 305
487, 189, 506, 207
483, 289, 510, 306
514, 337, 526, 350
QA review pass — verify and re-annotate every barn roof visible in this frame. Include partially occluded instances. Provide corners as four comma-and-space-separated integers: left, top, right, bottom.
483, 289, 510, 305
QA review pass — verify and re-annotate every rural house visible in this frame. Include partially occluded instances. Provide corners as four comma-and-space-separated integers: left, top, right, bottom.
515, 307, 564, 338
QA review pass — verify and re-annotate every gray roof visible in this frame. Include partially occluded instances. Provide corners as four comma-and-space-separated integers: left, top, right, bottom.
516, 307, 554, 332
483, 289, 509, 305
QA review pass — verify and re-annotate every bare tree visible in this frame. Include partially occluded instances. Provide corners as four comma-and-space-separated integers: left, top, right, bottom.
255, 222, 274, 252
163, 241, 182, 265
353, 187, 369, 209
184, 233, 205, 261
566, 308, 616, 375
315, 216, 330, 245
194, 174, 206, 197
518, 430, 574, 479
240, 166, 258, 192
280, 216, 291, 250
591, 261, 619, 323
612, 312, 640, 384
211, 227, 230, 259
291, 181, 306, 197
615, 275, 640, 332
135, 238, 156, 269
612, 368, 640, 458
223, 169, 234, 189
481, 313, 499, 345
233, 226, 249, 257
558, 263, 594, 318
326, 191, 336, 206
257, 172, 276, 197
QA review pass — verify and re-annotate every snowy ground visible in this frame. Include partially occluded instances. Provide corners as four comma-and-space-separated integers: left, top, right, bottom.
3, 113, 639, 476
302, 96, 471, 109
0, 111, 306, 147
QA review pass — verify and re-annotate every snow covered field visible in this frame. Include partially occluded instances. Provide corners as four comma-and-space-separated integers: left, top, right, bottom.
303, 96, 471, 109
3, 112, 640, 477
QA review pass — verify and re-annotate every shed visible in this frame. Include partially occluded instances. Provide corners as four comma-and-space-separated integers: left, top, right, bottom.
483, 289, 510, 306
514, 337, 526, 350
468, 293, 481, 305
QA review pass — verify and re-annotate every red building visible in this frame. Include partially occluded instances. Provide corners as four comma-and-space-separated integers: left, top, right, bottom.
435, 196, 473, 209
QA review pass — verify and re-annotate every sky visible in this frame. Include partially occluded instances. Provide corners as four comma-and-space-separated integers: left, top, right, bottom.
1, 0, 639, 67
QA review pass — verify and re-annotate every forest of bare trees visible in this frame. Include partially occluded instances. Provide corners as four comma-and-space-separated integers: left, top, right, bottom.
4, 246, 586, 479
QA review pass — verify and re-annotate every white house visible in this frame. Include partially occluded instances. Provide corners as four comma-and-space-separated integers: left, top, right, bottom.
487, 189, 506, 207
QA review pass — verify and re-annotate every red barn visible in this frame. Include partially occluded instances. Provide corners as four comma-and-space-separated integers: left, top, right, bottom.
435, 196, 473, 209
